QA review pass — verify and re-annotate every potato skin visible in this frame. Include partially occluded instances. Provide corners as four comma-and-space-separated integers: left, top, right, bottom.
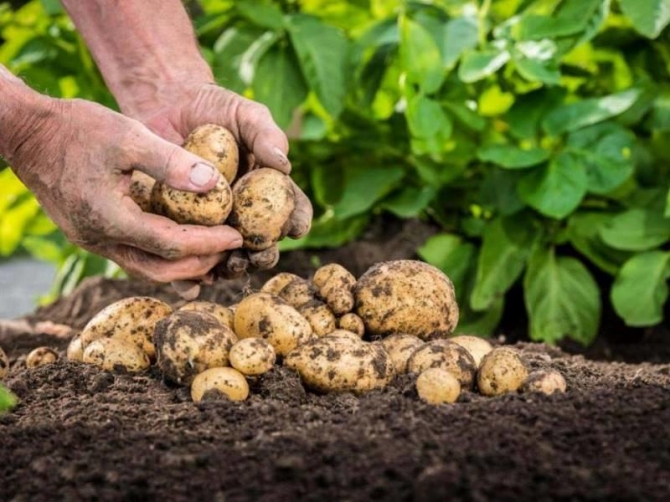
80, 297, 172, 361
184, 124, 239, 183
229, 338, 276, 376
477, 347, 528, 396
277, 278, 317, 309
260, 273, 302, 296
154, 311, 238, 385
179, 301, 234, 330
67, 335, 84, 362
416, 368, 461, 404
297, 300, 337, 337
129, 171, 155, 212
0, 345, 9, 379
26, 347, 58, 368
151, 176, 233, 226
285, 335, 393, 393
191, 367, 249, 402
313, 264, 356, 315
234, 293, 314, 356
338, 313, 365, 337
380, 334, 424, 374
354, 260, 459, 340
449, 335, 493, 368
83, 338, 150, 373
407, 340, 476, 389
228, 168, 295, 251
521, 369, 566, 395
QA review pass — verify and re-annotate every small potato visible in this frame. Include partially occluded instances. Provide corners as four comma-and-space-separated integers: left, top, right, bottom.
228, 168, 295, 251
83, 338, 150, 373
151, 176, 233, 226
298, 301, 337, 336
285, 336, 393, 393
477, 347, 528, 397
154, 311, 238, 385
234, 293, 313, 356
80, 297, 172, 361
248, 246, 280, 270
449, 335, 493, 368
191, 367, 249, 402
521, 369, 567, 395
313, 263, 356, 315
179, 301, 234, 330
26, 347, 58, 368
277, 278, 317, 309
129, 171, 155, 212
324, 329, 363, 342
380, 334, 424, 374
338, 313, 365, 337
260, 273, 302, 296
183, 124, 239, 183
229, 338, 276, 376
416, 368, 461, 404
67, 335, 84, 362
0, 346, 9, 380
407, 340, 476, 389
355, 260, 459, 340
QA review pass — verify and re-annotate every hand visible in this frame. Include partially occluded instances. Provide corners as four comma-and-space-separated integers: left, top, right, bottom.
8, 97, 244, 283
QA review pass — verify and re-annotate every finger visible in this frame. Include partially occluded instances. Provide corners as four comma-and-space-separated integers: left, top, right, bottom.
237, 101, 291, 173
171, 280, 201, 301
286, 180, 313, 239
248, 246, 280, 270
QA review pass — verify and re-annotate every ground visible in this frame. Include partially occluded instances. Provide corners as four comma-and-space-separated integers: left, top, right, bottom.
1, 220, 669, 501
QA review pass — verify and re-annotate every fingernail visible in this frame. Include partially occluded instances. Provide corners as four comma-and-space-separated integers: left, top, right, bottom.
231, 236, 243, 248
190, 162, 217, 187
273, 147, 289, 166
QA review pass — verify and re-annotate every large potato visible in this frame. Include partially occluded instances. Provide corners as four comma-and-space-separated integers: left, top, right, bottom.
183, 124, 239, 183
407, 340, 476, 389
477, 347, 528, 397
67, 335, 84, 362
179, 301, 234, 330
229, 338, 276, 376
80, 297, 172, 360
154, 311, 238, 385
228, 168, 295, 251
83, 338, 150, 373
151, 176, 233, 226
0, 345, 8, 379
380, 334, 424, 374
313, 264, 356, 315
354, 260, 459, 340
234, 293, 313, 356
297, 301, 337, 337
191, 367, 249, 403
449, 335, 493, 368
285, 335, 393, 393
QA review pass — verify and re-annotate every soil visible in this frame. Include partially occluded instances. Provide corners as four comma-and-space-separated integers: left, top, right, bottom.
1, 218, 670, 501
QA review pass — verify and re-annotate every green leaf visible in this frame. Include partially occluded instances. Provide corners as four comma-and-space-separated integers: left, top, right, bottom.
0, 384, 17, 413
310, 164, 344, 207
278, 213, 369, 251
600, 208, 670, 251
418, 233, 476, 302
455, 297, 504, 337
506, 88, 566, 139
611, 251, 670, 326
518, 151, 588, 219
21, 235, 62, 263
567, 212, 631, 275
441, 16, 479, 70
524, 246, 601, 345
458, 48, 511, 83
514, 57, 560, 85
253, 45, 308, 128
0, 197, 41, 256
213, 27, 266, 93
565, 123, 635, 194
542, 88, 642, 136
400, 17, 444, 94
236, 1, 285, 30
406, 94, 452, 153
479, 168, 526, 216
518, 0, 602, 39
477, 144, 550, 169
619, 0, 670, 39
287, 14, 349, 118
332, 165, 405, 219
237, 31, 280, 86
471, 215, 538, 311
381, 185, 437, 218
666, 188, 670, 218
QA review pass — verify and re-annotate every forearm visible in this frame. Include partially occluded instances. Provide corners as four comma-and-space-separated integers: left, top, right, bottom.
61, 0, 213, 119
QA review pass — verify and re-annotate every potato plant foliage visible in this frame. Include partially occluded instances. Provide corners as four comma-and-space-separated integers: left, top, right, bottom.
1, 0, 670, 344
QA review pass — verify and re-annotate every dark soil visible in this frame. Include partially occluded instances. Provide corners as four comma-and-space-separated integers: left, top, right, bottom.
1, 219, 670, 501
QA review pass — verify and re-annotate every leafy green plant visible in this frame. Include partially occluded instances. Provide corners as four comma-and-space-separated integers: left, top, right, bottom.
0, 383, 17, 412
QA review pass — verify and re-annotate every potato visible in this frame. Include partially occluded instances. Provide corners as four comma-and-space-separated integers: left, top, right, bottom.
248, 246, 280, 270
260, 273, 302, 296
0, 346, 8, 380
297, 301, 337, 337
183, 124, 239, 183
354, 260, 459, 340
234, 293, 313, 356
277, 278, 317, 309
416, 368, 461, 404
26, 347, 58, 368
313, 263, 356, 315
83, 338, 150, 373
521, 369, 567, 395
449, 335, 493, 368
477, 347, 528, 397
191, 367, 249, 403
129, 171, 155, 212
324, 329, 363, 342
229, 338, 276, 376
154, 311, 238, 385
285, 335, 393, 393
80, 297, 172, 361
67, 335, 84, 362
151, 176, 233, 226
228, 168, 295, 251
407, 340, 476, 389
380, 334, 424, 374
179, 301, 234, 330
338, 313, 365, 337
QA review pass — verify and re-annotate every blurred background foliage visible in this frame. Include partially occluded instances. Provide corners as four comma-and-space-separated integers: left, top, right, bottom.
0, 0, 669, 346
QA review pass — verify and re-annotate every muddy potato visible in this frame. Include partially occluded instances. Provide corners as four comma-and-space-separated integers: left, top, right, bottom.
338, 313, 365, 337
521, 369, 566, 395
285, 335, 393, 393
129, 171, 155, 212
260, 273, 302, 296
26, 347, 58, 368
83, 338, 150, 373
407, 340, 476, 389
151, 176, 233, 226
323, 329, 363, 342
416, 368, 461, 404
234, 293, 313, 356
0, 345, 8, 379
183, 124, 239, 183
477, 347, 528, 397
277, 278, 317, 309
67, 335, 84, 362
80, 297, 172, 361
229, 338, 276, 376
228, 168, 295, 251
191, 367, 249, 402
449, 335, 493, 368
179, 301, 234, 330
154, 311, 238, 385
380, 334, 424, 374
355, 260, 459, 340
313, 264, 356, 315
297, 301, 337, 337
